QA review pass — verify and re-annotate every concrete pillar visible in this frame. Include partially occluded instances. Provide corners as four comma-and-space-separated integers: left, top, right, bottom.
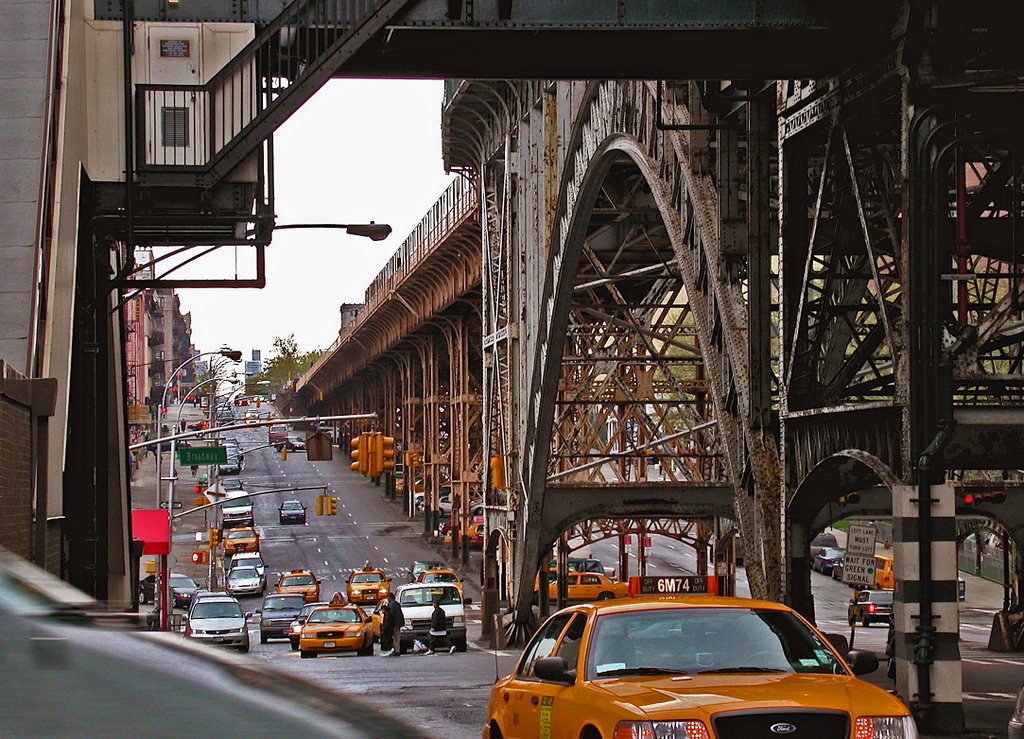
893, 483, 964, 734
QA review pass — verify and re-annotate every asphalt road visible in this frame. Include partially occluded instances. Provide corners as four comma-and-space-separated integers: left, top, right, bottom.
198, 417, 1022, 738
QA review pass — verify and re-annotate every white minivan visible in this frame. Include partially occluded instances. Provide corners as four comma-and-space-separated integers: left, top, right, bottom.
396, 583, 467, 653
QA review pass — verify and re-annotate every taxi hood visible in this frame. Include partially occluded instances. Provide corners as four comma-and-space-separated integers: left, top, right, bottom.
590, 672, 906, 719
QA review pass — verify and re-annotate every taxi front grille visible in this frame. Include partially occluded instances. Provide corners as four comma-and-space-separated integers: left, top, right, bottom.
317, 631, 344, 639
207, 629, 232, 635
713, 710, 848, 739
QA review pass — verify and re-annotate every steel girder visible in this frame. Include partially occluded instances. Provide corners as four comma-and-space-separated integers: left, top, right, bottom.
460, 80, 783, 634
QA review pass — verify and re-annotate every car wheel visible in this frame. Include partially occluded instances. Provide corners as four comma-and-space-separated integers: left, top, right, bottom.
358, 637, 374, 657
597, 591, 615, 600
300, 650, 315, 659
260, 632, 268, 644
238, 644, 249, 653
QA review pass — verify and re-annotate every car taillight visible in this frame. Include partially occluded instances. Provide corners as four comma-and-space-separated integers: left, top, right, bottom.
867, 603, 877, 614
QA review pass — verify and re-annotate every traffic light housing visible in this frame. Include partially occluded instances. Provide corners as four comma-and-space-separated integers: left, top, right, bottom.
209, 528, 220, 548
962, 490, 1006, 506
350, 432, 370, 475
490, 454, 506, 490
405, 450, 420, 469
281, 446, 288, 461
377, 435, 396, 476
316, 494, 325, 516
326, 496, 338, 516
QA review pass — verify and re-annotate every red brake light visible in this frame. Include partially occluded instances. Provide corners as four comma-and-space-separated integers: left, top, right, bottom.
867, 603, 877, 613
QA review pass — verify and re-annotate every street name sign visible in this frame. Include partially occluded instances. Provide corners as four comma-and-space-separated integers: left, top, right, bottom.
178, 446, 227, 466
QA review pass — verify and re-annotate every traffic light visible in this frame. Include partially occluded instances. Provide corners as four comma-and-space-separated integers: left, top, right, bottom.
350, 432, 370, 475
377, 435, 396, 477
194, 496, 207, 506
190, 551, 208, 565
281, 445, 288, 461
326, 496, 338, 516
209, 528, 220, 548
490, 454, 506, 490
962, 490, 1006, 506
405, 450, 420, 469
316, 494, 325, 516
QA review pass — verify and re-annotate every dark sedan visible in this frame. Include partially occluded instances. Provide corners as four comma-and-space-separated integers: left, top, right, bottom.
812, 547, 844, 575
849, 589, 894, 627
258, 593, 307, 642
139, 573, 200, 609
278, 500, 307, 525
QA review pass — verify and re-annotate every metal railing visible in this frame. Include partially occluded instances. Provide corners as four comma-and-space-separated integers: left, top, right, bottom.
135, 0, 387, 173
303, 177, 478, 382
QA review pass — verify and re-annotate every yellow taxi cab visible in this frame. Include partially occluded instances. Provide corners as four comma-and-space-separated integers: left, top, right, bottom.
535, 571, 630, 602
222, 527, 260, 556
370, 598, 386, 641
275, 569, 321, 603
346, 565, 391, 605
485, 576, 914, 739
298, 598, 374, 658
415, 568, 464, 597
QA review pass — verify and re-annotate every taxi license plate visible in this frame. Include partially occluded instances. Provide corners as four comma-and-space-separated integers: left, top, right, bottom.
213, 637, 224, 643
323, 641, 335, 648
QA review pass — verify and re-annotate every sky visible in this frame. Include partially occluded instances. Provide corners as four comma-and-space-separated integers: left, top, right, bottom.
176, 79, 455, 362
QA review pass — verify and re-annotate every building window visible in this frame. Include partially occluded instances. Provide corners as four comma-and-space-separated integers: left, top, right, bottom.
161, 107, 189, 147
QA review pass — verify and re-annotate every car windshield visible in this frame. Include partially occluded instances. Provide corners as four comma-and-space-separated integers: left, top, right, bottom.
227, 568, 258, 581
423, 572, 457, 584
191, 602, 242, 619
170, 576, 197, 589
861, 591, 894, 604
281, 575, 315, 586
585, 608, 846, 679
264, 595, 306, 611
281, 502, 303, 511
233, 556, 263, 568
307, 609, 361, 624
819, 548, 843, 559
400, 587, 460, 607
352, 573, 384, 583
812, 533, 838, 547
300, 603, 326, 617
226, 530, 253, 539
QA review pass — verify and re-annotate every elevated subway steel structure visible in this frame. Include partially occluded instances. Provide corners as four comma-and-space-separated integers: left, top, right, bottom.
292, 178, 485, 552
21, 2, 1024, 735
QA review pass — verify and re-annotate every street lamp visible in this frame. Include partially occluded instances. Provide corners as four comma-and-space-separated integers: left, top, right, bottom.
273, 222, 393, 241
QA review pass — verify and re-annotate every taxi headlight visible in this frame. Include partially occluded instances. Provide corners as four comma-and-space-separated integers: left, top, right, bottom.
613, 720, 709, 739
290, 622, 302, 633
378, 587, 388, 593
854, 716, 918, 739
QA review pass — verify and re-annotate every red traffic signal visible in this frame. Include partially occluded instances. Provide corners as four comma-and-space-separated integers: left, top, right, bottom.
963, 494, 975, 505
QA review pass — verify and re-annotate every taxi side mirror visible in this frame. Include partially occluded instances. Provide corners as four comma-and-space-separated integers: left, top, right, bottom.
534, 656, 574, 684
823, 632, 849, 655
847, 650, 879, 675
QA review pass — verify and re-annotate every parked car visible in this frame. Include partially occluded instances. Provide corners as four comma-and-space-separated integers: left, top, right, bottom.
299, 602, 374, 658
278, 499, 307, 525
810, 531, 840, 558
812, 547, 845, 575
258, 593, 308, 643
169, 573, 200, 609
225, 566, 264, 597
849, 589, 894, 627
185, 595, 249, 652
223, 526, 260, 556
831, 558, 846, 582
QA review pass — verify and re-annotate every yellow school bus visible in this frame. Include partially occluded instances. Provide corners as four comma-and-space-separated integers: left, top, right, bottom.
873, 554, 894, 590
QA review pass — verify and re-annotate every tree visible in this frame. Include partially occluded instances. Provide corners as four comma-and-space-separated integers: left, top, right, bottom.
252, 334, 321, 391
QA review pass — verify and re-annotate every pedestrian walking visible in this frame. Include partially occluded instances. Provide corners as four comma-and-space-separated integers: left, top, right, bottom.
381, 591, 404, 656
425, 599, 456, 655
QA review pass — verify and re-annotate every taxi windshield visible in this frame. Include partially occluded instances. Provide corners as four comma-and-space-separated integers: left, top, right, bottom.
423, 572, 457, 583
226, 530, 253, 539
585, 608, 846, 679
352, 573, 384, 583
281, 575, 315, 586
307, 609, 361, 624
